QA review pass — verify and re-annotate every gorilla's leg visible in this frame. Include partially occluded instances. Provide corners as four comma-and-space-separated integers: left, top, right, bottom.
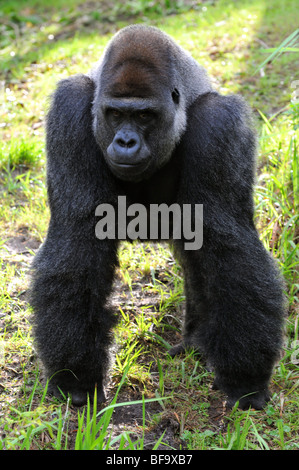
172, 232, 285, 409
30, 228, 118, 406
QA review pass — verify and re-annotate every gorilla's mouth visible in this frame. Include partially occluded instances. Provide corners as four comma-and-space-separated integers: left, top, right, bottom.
108, 158, 151, 181
113, 162, 140, 167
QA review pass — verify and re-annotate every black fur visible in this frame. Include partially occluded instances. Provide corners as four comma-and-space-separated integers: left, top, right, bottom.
30, 26, 285, 409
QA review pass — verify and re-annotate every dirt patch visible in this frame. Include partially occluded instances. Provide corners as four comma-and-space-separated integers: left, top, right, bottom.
107, 389, 181, 450
4, 227, 41, 256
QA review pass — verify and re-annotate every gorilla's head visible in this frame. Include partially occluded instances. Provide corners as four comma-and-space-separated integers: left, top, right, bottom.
92, 26, 188, 182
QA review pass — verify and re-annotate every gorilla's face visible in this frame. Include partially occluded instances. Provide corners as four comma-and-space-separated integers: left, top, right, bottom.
95, 95, 179, 182
93, 50, 186, 182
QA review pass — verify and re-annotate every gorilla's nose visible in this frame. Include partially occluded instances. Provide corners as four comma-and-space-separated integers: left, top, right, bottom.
115, 136, 137, 149
113, 130, 141, 158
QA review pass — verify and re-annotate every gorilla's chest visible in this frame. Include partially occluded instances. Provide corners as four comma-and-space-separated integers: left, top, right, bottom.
119, 151, 181, 207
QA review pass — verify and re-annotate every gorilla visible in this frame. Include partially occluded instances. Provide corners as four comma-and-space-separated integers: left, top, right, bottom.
30, 25, 285, 409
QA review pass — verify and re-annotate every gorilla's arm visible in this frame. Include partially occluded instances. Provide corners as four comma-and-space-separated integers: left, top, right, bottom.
30, 75, 119, 406
173, 92, 285, 409
46, 74, 114, 219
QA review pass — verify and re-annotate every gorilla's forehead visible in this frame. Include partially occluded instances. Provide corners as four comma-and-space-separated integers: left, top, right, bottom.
100, 29, 174, 99
108, 27, 172, 68
102, 58, 170, 99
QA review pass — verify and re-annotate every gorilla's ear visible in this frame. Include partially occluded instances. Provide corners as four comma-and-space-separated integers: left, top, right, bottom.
172, 88, 180, 104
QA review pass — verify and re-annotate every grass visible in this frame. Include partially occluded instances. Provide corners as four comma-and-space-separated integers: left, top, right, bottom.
0, 0, 298, 451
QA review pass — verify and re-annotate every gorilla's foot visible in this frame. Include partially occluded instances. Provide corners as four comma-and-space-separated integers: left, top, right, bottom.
212, 378, 270, 410
228, 389, 270, 410
70, 387, 106, 407
48, 382, 106, 406
47, 370, 106, 406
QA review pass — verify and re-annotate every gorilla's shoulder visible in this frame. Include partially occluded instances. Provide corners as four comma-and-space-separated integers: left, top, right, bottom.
190, 92, 252, 130
184, 92, 255, 154
47, 75, 95, 135
54, 74, 95, 100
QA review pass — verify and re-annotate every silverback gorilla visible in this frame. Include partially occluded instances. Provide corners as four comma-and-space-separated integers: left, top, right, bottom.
30, 25, 285, 409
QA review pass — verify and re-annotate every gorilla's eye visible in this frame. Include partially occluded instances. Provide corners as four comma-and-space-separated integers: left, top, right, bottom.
137, 111, 153, 122
111, 109, 122, 118
139, 112, 148, 119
